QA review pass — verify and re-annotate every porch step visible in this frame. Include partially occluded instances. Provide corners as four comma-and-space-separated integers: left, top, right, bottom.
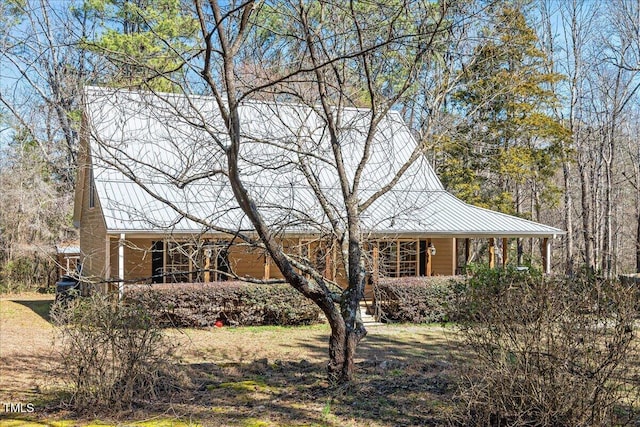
360, 302, 383, 326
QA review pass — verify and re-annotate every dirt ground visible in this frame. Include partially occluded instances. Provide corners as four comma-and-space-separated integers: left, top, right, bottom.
0, 293, 461, 426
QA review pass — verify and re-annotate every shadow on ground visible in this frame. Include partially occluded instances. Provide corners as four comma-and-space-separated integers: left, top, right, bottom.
178, 352, 456, 426
12, 299, 53, 322
150, 326, 462, 426
1, 299, 462, 426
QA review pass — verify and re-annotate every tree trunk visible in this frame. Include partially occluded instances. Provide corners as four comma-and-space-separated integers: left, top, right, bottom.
563, 161, 575, 275
328, 324, 347, 380
328, 205, 367, 383
579, 162, 595, 272
602, 158, 613, 278
636, 212, 640, 273
327, 317, 365, 382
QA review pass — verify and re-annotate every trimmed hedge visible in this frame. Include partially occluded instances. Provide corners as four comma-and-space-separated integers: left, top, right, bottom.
373, 276, 461, 323
124, 282, 322, 327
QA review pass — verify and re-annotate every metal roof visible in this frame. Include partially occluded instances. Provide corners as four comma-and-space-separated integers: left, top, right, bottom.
83, 87, 564, 238
55, 244, 80, 255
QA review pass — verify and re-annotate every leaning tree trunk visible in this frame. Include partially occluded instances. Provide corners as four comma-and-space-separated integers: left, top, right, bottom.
227, 124, 368, 382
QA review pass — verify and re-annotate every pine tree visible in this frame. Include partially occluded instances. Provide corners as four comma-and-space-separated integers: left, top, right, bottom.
437, 4, 568, 217
82, 0, 198, 91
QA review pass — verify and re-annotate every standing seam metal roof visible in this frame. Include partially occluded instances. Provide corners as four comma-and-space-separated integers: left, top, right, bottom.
83, 86, 564, 238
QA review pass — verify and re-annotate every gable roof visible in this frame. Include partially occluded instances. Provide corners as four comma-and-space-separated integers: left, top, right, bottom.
79, 86, 564, 238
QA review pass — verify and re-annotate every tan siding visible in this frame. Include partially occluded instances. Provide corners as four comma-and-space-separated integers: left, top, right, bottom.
229, 246, 265, 279
77, 129, 111, 292
269, 260, 285, 279
125, 238, 153, 281
269, 238, 300, 279
109, 240, 117, 280
430, 238, 455, 276
334, 263, 348, 288
79, 179, 108, 290
89, 232, 457, 290
110, 238, 153, 282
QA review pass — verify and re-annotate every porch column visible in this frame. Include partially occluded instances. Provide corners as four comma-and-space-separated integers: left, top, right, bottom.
324, 247, 333, 280
452, 238, 457, 275
502, 238, 509, 268
204, 249, 211, 282
464, 238, 470, 264
489, 238, 495, 269
104, 236, 111, 281
426, 238, 432, 277
118, 233, 125, 299
372, 245, 379, 283
263, 254, 271, 280
542, 237, 551, 274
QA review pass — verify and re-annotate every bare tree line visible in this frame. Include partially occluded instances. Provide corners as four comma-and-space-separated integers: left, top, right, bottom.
537, 0, 640, 277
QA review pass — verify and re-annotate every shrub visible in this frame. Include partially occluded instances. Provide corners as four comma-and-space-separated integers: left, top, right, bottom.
51, 294, 180, 412
124, 281, 323, 327
450, 267, 639, 426
0, 254, 57, 293
373, 276, 461, 323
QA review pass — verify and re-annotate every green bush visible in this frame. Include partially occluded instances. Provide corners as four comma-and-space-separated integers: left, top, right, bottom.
124, 281, 323, 327
373, 276, 461, 323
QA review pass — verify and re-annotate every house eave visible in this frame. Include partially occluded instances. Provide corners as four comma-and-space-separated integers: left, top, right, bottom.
105, 228, 565, 240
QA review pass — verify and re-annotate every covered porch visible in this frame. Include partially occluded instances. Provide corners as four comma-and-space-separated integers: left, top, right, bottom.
103, 231, 560, 298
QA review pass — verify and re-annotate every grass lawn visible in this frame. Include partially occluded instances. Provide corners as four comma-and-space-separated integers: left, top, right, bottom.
0, 294, 462, 427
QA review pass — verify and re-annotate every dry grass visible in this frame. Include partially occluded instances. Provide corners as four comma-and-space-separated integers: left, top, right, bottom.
0, 293, 462, 426
0, 293, 57, 403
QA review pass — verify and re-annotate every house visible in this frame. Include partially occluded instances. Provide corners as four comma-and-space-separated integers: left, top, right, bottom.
74, 87, 564, 295
55, 241, 80, 279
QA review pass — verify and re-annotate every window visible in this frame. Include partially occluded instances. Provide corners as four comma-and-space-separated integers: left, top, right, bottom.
88, 168, 95, 208
379, 241, 398, 277
377, 240, 418, 278
164, 240, 230, 283
151, 241, 164, 284
165, 241, 192, 283
300, 239, 334, 279
202, 243, 229, 282
399, 241, 417, 276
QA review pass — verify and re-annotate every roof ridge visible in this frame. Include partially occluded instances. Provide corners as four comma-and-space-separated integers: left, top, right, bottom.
84, 85, 404, 117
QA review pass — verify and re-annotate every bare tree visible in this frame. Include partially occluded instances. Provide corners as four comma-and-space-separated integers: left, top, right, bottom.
539, 0, 599, 275
0, 0, 101, 288
609, 0, 640, 274
587, 0, 640, 277
0, 0, 101, 187
538, 0, 640, 276
85, 0, 471, 382
621, 116, 640, 273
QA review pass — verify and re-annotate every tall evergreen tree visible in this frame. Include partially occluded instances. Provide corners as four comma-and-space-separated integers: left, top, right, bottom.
436, 4, 568, 218
83, 0, 198, 91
